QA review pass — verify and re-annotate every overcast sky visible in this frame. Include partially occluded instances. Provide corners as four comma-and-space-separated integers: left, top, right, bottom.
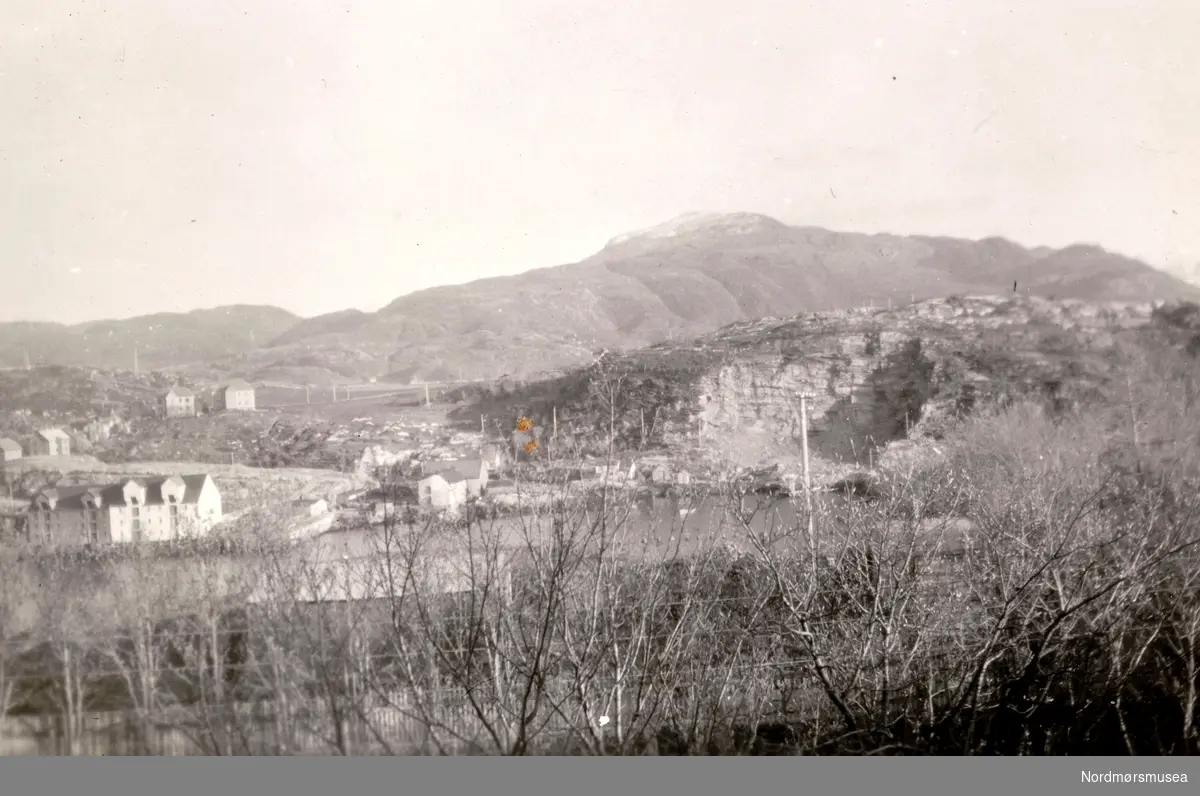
2, 0, 1197, 324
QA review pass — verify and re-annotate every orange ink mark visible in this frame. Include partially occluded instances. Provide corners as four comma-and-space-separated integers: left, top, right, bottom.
523, 440, 538, 454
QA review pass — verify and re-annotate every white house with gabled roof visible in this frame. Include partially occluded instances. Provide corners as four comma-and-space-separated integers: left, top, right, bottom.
163, 385, 197, 418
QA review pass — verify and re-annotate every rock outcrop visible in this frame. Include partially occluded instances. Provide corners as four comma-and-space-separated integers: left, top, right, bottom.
665, 296, 1155, 468
476, 295, 1160, 477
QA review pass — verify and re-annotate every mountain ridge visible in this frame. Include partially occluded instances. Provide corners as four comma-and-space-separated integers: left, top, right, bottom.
3, 213, 1198, 381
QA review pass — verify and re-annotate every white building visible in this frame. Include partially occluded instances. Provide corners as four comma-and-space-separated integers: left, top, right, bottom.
418, 472, 468, 509
420, 458, 489, 498
0, 438, 22, 462
27, 474, 223, 545
33, 428, 71, 457
163, 386, 197, 418
216, 380, 256, 411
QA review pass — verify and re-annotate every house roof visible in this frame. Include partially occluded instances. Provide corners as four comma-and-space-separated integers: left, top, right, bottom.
224, 380, 253, 392
31, 474, 213, 511
166, 386, 195, 398
420, 471, 466, 484
38, 428, 70, 441
0, 438, 21, 452
425, 458, 485, 481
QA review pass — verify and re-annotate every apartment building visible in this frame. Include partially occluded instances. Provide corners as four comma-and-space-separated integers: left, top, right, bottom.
27, 474, 223, 545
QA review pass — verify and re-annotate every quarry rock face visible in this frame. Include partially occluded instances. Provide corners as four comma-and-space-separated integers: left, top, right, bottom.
696, 351, 886, 453
647, 296, 1156, 470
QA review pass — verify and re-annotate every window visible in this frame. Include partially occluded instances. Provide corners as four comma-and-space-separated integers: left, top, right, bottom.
169, 500, 179, 538
87, 509, 100, 544
131, 499, 142, 540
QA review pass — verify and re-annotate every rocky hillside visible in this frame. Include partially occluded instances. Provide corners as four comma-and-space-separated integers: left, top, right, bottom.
0, 366, 192, 421
6, 214, 1198, 383
452, 295, 1170, 474
0, 305, 299, 372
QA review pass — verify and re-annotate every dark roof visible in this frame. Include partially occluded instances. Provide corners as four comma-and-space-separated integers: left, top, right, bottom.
425, 458, 485, 481
32, 474, 212, 510
0, 438, 21, 452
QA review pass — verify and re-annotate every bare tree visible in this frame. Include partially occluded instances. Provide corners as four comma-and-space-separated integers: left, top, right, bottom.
97, 548, 184, 753
28, 550, 112, 755
0, 550, 35, 724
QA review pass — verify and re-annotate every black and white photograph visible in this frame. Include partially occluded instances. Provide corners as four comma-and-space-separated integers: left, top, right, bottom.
1, 0, 1199, 772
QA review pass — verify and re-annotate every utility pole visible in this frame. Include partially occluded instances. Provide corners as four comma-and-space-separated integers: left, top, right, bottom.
640, 408, 645, 444
799, 391, 817, 561
425, 383, 431, 407
1126, 373, 1142, 457
553, 406, 558, 437
480, 414, 485, 435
